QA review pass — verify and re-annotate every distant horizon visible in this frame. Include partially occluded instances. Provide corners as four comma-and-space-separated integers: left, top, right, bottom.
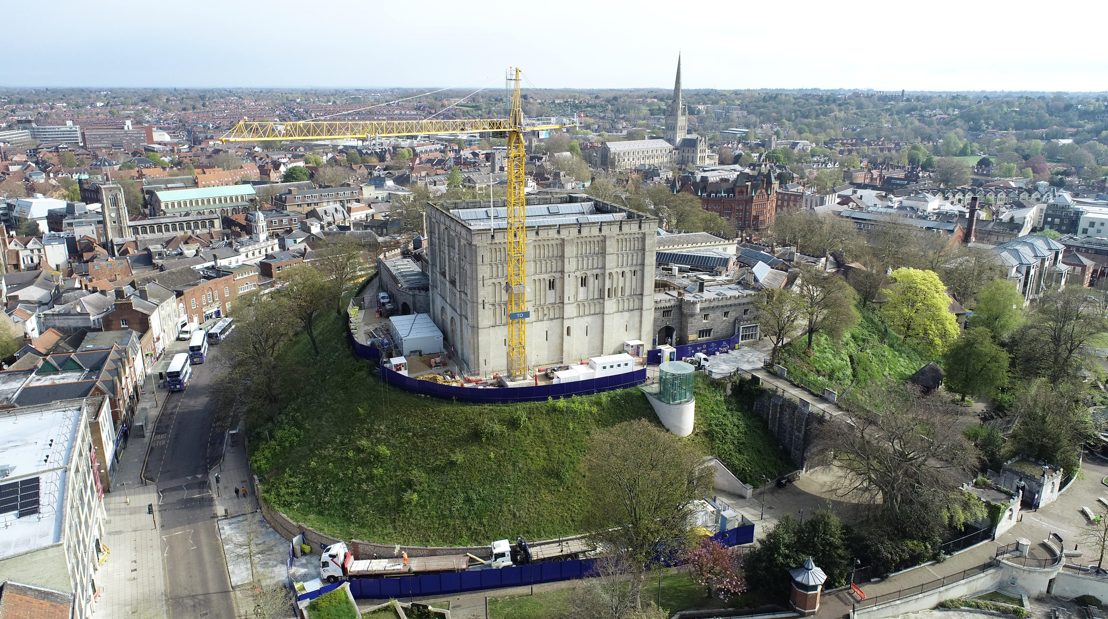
3, 0, 1105, 92
2, 86, 1107, 96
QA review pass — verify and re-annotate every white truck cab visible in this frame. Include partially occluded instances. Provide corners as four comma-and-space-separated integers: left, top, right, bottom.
320, 542, 351, 582
489, 539, 513, 569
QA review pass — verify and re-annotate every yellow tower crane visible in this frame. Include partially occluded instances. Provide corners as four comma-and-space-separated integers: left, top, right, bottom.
222, 68, 559, 379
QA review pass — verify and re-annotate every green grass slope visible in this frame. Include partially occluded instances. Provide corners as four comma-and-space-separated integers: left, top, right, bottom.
249, 312, 789, 545
778, 309, 929, 404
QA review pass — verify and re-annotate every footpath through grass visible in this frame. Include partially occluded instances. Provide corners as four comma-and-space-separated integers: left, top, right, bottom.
779, 309, 929, 407
250, 312, 790, 545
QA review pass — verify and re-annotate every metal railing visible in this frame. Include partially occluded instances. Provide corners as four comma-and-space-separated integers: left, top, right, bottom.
852, 563, 994, 611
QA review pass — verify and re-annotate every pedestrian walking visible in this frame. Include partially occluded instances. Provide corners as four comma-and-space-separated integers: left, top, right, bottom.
234, 487, 240, 499
241, 485, 248, 498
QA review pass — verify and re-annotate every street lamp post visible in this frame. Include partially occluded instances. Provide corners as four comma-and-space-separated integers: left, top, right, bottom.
760, 475, 768, 520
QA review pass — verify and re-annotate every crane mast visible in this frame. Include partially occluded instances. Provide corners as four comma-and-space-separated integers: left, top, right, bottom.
222, 67, 550, 379
504, 68, 527, 380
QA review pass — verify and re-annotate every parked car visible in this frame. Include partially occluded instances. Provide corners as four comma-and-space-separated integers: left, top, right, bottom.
377, 291, 392, 306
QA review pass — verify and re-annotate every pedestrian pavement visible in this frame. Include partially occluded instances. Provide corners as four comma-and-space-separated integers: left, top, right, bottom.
92, 379, 169, 619
211, 431, 315, 618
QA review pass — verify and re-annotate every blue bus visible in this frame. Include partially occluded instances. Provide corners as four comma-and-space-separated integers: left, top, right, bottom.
207, 317, 235, 344
188, 330, 209, 364
166, 353, 192, 392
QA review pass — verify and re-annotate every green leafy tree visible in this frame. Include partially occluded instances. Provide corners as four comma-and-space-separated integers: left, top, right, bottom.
745, 511, 851, 600
795, 265, 859, 351
757, 288, 803, 364
943, 327, 1009, 402
117, 178, 146, 216
282, 166, 310, 183
59, 177, 81, 202
394, 147, 413, 161
0, 331, 21, 360
971, 280, 1024, 341
345, 149, 362, 165
59, 152, 78, 168
879, 268, 960, 356
1008, 379, 1094, 476
278, 264, 330, 355
303, 153, 323, 167
582, 419, 712, 611
219, 292, 299, 410
447, 167, 463, 189
145, 151, 168, 167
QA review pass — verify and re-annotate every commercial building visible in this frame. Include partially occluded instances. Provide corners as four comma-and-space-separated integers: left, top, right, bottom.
81, 122, 151, 150
599, 139, 674, 171
138, 264, 261, 326
0, 398, 109, 619
426, 195, 657, 375
273, 186, 361, 211
150, 184, 256, 217
19, 121, 82, 146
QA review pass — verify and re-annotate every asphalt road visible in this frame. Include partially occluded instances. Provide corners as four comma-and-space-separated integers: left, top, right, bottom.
144, 346, 236, 619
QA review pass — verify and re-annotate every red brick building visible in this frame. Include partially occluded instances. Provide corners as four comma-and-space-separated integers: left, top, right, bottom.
177, 266, 260, 325
259, 251, 303, 278
682, 167, 780, 237
139, 264, 262, 326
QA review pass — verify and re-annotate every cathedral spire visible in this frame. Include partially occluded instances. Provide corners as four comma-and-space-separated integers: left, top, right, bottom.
673, 54, 682, 107
665, 54, 688, 147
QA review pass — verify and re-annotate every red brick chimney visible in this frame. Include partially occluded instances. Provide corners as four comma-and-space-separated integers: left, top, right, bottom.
964, 196, 979, 245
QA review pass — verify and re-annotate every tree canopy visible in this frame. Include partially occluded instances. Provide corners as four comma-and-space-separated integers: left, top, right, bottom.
1011, 288, 1108, 380
970, 280, 1024, 341
942, 327, 1009, 402
879, 268, 960, 356
282, 166, 310, 183
582, 419, 711, 610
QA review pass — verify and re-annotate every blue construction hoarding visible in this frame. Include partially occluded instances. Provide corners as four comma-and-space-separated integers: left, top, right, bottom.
380, 367, 648, 403
646, 334, 745, 365
296, 523, 755, 603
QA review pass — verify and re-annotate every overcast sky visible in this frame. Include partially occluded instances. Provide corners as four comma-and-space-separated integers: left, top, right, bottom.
4, 0, 1104, 92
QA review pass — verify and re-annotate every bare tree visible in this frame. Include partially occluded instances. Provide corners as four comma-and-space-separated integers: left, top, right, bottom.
817, 381, 982, 538
1083, 507, 1108, 573
1012, 288, 1108, 381
757, 288, 803, 363
795, 265, 859, 351
315, 235, 372, 315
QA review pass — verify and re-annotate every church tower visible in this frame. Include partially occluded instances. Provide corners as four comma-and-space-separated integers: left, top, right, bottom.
99, 183, 131, 250
664, 55, 688, 146
248, 208, 268, 242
